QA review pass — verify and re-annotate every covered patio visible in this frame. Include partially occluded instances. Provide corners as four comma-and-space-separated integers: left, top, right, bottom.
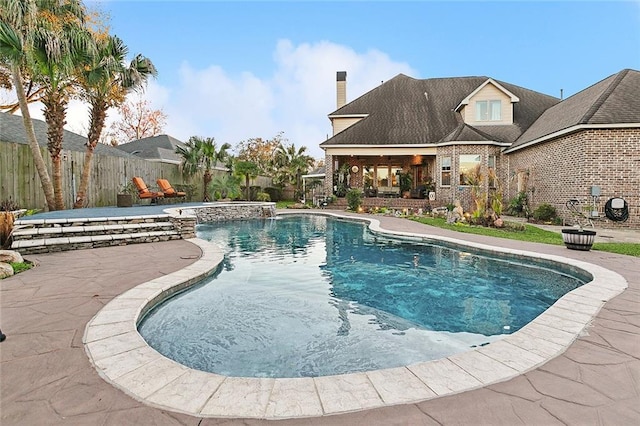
326, 152, 437, 201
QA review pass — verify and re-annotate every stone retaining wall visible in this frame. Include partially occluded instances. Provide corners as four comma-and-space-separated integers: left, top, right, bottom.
177, 202, 276, 224
12, 203, 277, 255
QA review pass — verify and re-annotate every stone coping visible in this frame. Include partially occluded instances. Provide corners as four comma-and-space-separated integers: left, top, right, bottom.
15, 214, 171, 225
83, 212, 628, 420
14, 221, 174, 236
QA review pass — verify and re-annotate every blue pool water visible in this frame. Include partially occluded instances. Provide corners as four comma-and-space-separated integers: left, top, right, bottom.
138, 215, 586, 378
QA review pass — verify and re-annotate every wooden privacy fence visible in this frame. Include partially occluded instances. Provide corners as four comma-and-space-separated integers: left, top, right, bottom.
0, 142, 277, 211
0, 142, 207, 210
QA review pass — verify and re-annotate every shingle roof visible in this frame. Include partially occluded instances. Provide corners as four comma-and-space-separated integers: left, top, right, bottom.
115, 134, 186, 163
302, 166, 326, 177
0, 111, 133, 158
441, 123, 504, 143
510, 69, 640, 150
320, 74, 559, 147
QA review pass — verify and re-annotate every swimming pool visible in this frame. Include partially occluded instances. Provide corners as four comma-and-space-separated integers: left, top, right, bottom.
138, 215, 586, 378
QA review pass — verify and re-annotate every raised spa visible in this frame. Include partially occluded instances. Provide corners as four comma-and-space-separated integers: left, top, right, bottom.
138, 215, 587, 378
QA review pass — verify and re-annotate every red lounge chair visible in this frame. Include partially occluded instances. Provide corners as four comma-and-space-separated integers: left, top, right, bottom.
156, 178, 186, 198
132, 177, 164, 203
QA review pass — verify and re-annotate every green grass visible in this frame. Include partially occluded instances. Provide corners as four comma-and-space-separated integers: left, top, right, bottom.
10, 262, 33, 274
276, 200, 302, 209
410, 216, 640, 257
592, 243, 640, 257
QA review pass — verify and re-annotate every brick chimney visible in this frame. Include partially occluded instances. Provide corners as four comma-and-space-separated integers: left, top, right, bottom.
336, 71, 347, 109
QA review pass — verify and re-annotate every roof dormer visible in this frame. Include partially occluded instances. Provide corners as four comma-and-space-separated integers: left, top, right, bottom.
455, 78, 519, 126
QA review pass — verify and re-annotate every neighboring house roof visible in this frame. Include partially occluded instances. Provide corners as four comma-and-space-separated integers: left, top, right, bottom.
508, 69, 640, 151
115, 134, 186, 164
302, 166, 326, 178
0, 112, 133, 158
320, 74, 559, 148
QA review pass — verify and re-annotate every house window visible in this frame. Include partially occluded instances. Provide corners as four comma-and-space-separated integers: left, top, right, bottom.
441, 157, 451, 186
488, 155, 497, 188
375, 166, 402, 188
475, 100, 501, 121
363, 165, 374, 189
377, 167, 389, 187
390, 166, 402, 187
459, 154, 481, 185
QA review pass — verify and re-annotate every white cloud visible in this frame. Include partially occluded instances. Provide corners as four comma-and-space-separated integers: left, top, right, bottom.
157, 39, 416, 159
160, 63, 276, 148
5, 40, 416, 160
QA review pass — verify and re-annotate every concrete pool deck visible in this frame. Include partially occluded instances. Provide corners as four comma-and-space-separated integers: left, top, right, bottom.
1, 211, 639, 424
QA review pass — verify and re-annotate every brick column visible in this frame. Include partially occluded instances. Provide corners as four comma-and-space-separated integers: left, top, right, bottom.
324, 152, 334, 196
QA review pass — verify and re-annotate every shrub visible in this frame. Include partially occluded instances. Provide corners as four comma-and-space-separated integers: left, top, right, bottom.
0, 198, 20, 212
209, 174, 241, 200
490, 192, 503, 217
0, 211, 14, 249
346, 188, 363, 211
532, 203, 557, 222
507, 191, 529, 216
256, 192, 271, 202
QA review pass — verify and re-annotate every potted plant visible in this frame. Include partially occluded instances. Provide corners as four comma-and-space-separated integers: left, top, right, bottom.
561, 218, 596, 251
562, 200, 596, 251
398, 171, 413, 198
561, 227, 596, 251
424, 177, 436, 200
117, 182, 136, 207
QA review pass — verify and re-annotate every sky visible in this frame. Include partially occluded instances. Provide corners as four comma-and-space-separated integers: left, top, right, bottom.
11, 0, 640, 160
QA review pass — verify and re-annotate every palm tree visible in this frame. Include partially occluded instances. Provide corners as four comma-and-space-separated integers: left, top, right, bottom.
31, 0, 93, 210
234, 160, 259, 201
73, 35, 156, 208
0, 0, 55, 210
209, 174, 241, 201
274, 143, 315, 200
176, 136, 231, 202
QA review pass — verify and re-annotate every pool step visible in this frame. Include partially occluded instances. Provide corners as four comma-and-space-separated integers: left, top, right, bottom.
11, 214, 190, 255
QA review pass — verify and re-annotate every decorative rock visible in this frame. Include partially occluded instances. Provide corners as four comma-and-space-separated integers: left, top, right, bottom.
0, 250, 23, 264
446, 200, 465, 224
0, 262, 14, 279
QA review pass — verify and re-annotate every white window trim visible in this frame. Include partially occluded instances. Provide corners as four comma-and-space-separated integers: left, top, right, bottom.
475, 100, 502, 122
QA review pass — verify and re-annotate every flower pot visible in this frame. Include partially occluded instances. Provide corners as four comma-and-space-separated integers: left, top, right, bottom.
561, 229, 596, 251
116, 193, 133, 208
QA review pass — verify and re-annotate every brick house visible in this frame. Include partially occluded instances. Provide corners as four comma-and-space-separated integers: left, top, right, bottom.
320, 69, 640, 228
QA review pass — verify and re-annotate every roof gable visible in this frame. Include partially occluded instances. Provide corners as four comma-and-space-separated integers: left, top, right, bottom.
510, 69, 640, 150
455, 78, 520, 112
321, 74, 557, 148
